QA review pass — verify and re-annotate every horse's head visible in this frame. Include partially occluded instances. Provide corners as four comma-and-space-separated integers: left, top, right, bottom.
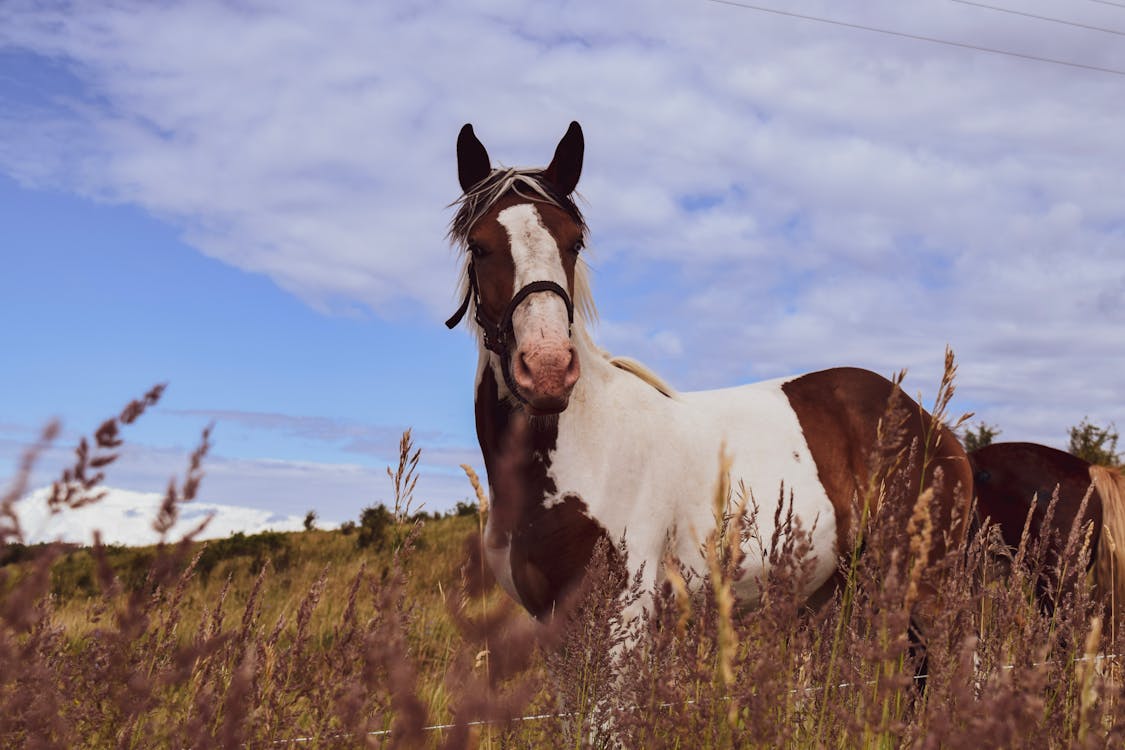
447, 122, 588, 416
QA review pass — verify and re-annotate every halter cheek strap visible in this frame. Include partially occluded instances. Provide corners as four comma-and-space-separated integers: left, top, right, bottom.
446, 263, 575, 404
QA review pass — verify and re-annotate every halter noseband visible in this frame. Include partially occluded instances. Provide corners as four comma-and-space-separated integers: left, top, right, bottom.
446, 263, 575, 405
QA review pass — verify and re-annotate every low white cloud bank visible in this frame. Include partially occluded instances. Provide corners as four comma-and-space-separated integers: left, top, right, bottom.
1, 426, 483, 530
13, 486, 325, 547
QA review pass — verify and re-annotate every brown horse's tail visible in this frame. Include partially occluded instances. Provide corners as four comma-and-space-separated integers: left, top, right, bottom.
1091, 464, 1125, 634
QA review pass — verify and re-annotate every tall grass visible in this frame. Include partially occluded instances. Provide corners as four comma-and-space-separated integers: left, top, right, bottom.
3, 366, 1125, 748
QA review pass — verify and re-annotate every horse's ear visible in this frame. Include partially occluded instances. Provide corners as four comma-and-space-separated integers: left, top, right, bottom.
543, 121, 583, 195
457, 124, 491, 192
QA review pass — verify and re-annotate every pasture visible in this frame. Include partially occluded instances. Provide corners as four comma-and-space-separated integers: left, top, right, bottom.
3, 373, 1125, 748
7, 3, 1125, 747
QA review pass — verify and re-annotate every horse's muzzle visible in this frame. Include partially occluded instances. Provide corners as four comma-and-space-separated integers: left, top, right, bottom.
512, 341, 580, 414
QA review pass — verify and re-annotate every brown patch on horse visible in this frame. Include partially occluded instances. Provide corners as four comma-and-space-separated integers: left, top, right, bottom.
970, 442, 1103, 562
509, 494, 611, 619
475, 366, 612, 620
782, 367, 973, 565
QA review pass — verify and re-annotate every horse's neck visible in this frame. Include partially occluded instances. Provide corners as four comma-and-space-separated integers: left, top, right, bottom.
472, 336, 575, 544
473, 325, 622, 425
473, 326, 674, 532
472, 325, 634, 472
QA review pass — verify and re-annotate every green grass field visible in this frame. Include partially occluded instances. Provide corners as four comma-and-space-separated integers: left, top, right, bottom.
4, 382, 1125, 747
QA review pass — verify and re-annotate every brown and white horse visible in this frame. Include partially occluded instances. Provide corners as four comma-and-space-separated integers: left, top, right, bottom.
447, 121, 973, 622
970, 442, 1125, 628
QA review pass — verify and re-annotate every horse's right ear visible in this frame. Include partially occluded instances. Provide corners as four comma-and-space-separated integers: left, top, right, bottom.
457, 124, 491, 192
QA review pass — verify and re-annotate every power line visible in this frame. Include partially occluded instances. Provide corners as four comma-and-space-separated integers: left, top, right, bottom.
1083, 0, 1125, 11
704, 0, 1125, 77
950, 0, 1125, 37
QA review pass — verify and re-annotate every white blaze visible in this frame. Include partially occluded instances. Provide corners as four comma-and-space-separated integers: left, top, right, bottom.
496, 204, 571, 348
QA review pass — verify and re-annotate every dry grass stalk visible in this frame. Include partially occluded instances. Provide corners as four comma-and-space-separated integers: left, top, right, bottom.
7, 362, 1125, 747
389, 428, 422, 523
663, 553, 692, 638
702, 445, 743, 733
0, 420, 60, 544
459, 461, 493, 746
460, 463, 488, 516
1077, 615, 1103, 744
904, 486, 935, 612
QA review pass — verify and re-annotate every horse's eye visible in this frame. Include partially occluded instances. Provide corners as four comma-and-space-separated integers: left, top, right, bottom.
571, 240, 584, 255
468, 242, 488, 258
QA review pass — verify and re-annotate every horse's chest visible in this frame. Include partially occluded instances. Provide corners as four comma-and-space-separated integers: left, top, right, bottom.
490, 493, 614, 619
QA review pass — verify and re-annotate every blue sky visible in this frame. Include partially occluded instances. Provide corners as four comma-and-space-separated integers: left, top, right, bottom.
3, 0, 1125, 539
0, 167, 481, 523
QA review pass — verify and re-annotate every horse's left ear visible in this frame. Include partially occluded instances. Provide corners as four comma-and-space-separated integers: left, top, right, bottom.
543, 121, 584, 195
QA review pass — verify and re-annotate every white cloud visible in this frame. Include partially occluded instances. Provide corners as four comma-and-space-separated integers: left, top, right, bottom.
13, 485, 321, 547
2, 0, 1124, 443
598, 319, 686, 362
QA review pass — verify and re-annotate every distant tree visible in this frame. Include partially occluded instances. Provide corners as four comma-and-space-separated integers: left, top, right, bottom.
339, 520, 356, 535
1067, 418, 1121, 467
961, 422, 1001, 453
303, 510, 317, 531
356, 503, 393, 550
452, 500, 478, 518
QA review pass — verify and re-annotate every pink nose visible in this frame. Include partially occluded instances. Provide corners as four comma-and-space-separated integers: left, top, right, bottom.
512, 342, 581, 412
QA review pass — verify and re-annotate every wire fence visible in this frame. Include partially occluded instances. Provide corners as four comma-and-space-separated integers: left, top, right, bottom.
264, 651, 1123, 746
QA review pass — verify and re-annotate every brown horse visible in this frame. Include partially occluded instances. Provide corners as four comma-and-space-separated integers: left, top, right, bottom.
446, 121, 973, 627
970, 442, 1125, 628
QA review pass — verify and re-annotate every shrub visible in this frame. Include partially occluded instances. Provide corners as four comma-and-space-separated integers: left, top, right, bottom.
195, 530, 290, 581
356, 503, 392, 550
48, 546, 158, 597
451, 500, 478, 518
49, 549, 97, 597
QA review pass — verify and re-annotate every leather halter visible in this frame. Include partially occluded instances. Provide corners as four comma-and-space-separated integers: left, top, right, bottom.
446, 263, 575, 405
